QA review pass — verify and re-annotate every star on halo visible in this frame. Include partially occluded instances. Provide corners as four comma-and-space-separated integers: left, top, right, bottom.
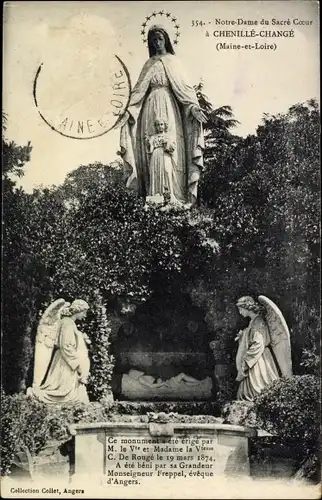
141, 11, 180, 46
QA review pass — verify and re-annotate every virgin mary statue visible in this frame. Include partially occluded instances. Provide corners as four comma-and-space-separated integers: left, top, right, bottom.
120, 25, 206, 205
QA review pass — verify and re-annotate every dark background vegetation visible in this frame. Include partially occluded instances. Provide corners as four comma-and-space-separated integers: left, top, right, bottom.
2, 92, 319, 396
1, 89, 320, 481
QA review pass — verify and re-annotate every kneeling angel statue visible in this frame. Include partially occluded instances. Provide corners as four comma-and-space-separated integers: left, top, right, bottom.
234, 295, 292, 401
27, 298, 91, 405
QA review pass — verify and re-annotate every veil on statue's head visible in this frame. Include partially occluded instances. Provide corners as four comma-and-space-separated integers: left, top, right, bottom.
148, 25, 175, 57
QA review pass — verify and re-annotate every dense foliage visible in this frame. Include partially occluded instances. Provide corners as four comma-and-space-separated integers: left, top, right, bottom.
196, 99, 320, 386
252, 375, 321, 481
87, 295, 115, 402
2, 157, 219, 392
254, 376, 320, 446
2, 96, 320, 483
2, 119, 36, 392
220, 376, 320, 482
1, 390, 51, 476
201, 99, 320, 273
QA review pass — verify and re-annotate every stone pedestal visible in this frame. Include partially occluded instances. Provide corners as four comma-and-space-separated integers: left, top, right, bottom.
69, 421, 257, 480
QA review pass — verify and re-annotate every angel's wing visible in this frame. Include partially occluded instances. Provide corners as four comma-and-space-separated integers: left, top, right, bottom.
258, 295, 292, 378
32, 298, 69, 388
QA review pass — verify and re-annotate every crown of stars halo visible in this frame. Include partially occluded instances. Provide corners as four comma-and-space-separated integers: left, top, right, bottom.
141, 11, 180, 45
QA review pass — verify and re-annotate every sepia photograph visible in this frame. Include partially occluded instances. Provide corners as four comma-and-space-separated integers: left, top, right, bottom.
1, 1, 320, 498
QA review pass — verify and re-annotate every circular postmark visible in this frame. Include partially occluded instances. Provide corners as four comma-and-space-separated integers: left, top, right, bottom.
33, 54, 131, 140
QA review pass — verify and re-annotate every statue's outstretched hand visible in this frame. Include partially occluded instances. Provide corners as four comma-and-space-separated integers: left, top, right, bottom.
190, 105, 207, 124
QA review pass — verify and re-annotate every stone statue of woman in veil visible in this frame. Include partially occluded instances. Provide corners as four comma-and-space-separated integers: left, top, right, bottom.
119, 25, 207, 205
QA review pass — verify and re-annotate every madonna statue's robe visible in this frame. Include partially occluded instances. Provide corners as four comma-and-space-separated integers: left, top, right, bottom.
236, 315, 279, 401
32, 317, 90, 405
120, 53, 204, 204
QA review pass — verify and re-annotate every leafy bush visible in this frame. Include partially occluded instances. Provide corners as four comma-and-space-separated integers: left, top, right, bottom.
1, 392, 51, 475
1, 388, 19, 476
87, 294, 115, 401
253, 376, 320, 444
0, 393, 115, 476
251, 375, 320, 480
300, 348, 320, 375
222, 379, 320, 481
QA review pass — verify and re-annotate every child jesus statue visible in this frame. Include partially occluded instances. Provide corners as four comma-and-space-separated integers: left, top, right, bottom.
145, 118, 179, 204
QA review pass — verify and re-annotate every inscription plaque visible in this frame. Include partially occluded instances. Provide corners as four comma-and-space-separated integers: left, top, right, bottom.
105, 432, 217, 485
70, 422, 257, 493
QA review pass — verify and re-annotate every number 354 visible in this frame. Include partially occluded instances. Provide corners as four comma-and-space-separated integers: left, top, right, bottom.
191, 20, 205, 27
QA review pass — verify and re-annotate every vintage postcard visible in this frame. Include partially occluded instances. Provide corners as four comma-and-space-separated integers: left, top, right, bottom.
2, 1, 320, 499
